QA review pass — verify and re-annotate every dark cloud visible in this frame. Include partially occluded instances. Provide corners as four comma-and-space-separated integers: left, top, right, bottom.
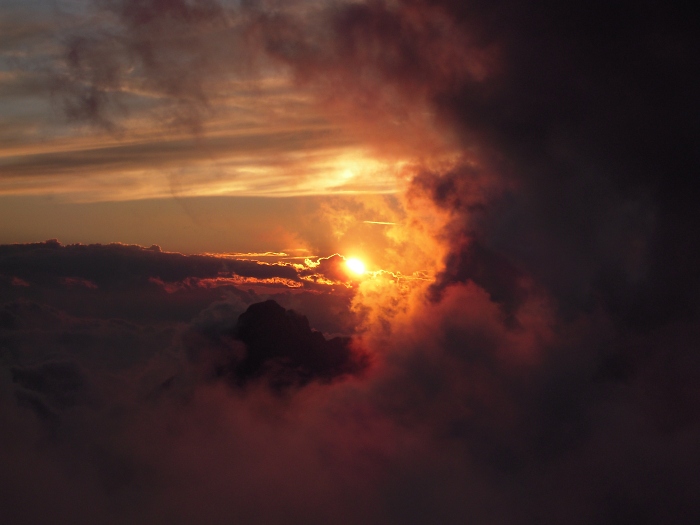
51, 0, 485, 134
56, 0, 233, 129
0, 241, 371, 297
0, 239, 301, 287
187, 299, 368, 391
9, 360, 94, 435
0, 241, 362, 344
11, 360, 91, 410
262, 2, 699, 522
409, 0, 700, 326
0, 241, 284, 328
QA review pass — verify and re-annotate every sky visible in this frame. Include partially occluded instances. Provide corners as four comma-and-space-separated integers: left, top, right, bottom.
1, 1, 700, 524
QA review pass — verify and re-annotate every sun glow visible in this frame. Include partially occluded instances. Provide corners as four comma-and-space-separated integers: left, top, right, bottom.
345, 257, 366, 275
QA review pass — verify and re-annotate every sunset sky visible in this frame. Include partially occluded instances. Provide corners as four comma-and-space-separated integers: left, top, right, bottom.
2, 1, 700, 524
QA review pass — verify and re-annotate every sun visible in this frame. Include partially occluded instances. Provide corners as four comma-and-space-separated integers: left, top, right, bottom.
345, 257, 366, 275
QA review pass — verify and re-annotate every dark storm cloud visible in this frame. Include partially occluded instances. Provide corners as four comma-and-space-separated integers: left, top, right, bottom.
396, 3, 699, 520
185, 299, 368, 391
406, 0, 700, 327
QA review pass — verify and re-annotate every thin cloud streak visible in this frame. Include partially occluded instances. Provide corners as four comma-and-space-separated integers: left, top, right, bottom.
1, 0, 443, 201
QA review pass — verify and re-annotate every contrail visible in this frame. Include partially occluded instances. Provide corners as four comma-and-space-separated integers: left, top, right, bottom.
363, 221, 396, 225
